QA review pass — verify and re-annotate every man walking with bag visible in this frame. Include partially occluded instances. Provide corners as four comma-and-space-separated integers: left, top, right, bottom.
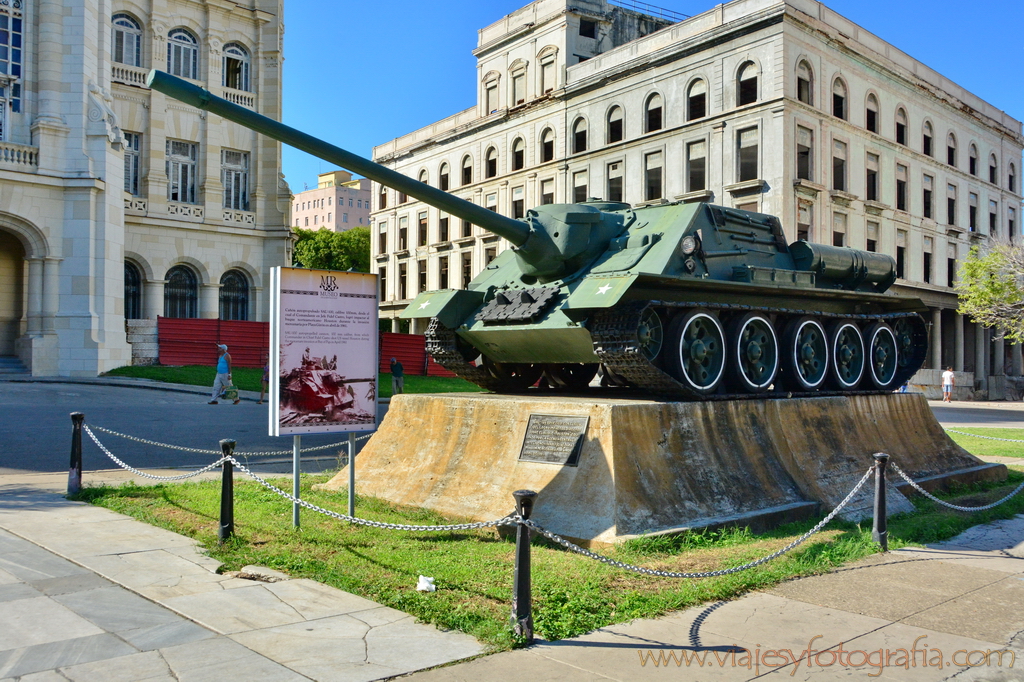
210, 344, 240, 404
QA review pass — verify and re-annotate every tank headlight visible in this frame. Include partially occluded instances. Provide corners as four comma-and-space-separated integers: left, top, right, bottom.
680, 235, 699, 256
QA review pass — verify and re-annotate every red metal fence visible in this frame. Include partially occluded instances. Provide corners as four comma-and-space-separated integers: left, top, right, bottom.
157, 318, 454, 377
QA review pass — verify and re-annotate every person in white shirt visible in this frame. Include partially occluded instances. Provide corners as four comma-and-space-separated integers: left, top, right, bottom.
941, 367, 955, 402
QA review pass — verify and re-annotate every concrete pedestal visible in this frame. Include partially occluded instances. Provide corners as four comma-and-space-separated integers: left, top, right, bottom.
319, 393, 1005, 545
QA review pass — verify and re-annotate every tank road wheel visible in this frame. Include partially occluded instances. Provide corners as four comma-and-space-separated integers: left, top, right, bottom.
866, 322, 899, 389
781, 316, 829, 391
667, 309, 726, 395
481, 357, 542, 391
829, 321, 865, 390
726, 313, 779, 393
543, 364, 599, 390
636, 307, 664, 363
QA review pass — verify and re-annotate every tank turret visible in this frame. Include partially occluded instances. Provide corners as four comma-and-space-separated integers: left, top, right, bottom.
149, 70, 928, 399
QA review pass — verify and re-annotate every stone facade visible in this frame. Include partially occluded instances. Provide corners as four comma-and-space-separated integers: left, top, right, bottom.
0, 0, 290, 376
369, 0, 1024, 395
291, 170, 371, 231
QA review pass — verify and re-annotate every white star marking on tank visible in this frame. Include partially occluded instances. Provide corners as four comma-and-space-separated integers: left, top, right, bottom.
596, 284, 613, 294
419, 301, 431, 309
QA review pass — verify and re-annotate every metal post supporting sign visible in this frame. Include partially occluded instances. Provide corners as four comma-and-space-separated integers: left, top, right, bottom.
293, 434, 301, 528
348, 431, 356, 518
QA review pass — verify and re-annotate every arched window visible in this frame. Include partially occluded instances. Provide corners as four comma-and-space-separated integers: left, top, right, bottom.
645, 93, 663, 133
989, 154, 998, 184
737, 62, 757, 105
832, 78, 847, 119
865, 93, 879, 133
923, 121, 934, 156
796, 61, 812, 105
167, 28, 199, 80
1009, 163, 1017, 194
439, 162, 450, 190
572, 117, 587, 153
485, 148, 498, 178
461, 155, 474, 185
606, 106, 623, 143
112, 14, 142, 67
418, 169, 429, 184
687, 79, 706, 120
947, 133, 957, 167
968, 144, 978, 176
511, 138, 525, 170
164, 265, 198, 319
219, 270, 249, 321
124, 261, 142, 319
895, 108, 908, 145
222, 42, 250, 91
378, 185, 387, 210
540, 128, 555, 162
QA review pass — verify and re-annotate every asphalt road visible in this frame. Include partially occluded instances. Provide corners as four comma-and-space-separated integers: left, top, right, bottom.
0, 383, 376, 475
927, 399, 1024, 428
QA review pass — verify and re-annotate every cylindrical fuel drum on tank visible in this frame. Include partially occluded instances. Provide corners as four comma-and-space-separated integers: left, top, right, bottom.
789, 241, 897, 291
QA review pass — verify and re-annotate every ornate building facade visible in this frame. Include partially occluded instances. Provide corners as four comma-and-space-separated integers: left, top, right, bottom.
0, 0, 291, 375
370, 0, 1023, 396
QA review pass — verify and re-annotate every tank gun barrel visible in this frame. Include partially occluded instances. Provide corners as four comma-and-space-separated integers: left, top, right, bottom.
146, 70, 532, 247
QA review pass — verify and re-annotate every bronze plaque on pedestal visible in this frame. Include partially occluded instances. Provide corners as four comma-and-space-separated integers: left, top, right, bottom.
519, 414, 590, 466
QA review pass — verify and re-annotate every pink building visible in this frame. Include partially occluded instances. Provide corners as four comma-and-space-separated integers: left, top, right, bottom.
292, 170, 371, 231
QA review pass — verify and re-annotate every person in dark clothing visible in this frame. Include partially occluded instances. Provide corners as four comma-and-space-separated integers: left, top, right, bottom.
390, 357, 405, 395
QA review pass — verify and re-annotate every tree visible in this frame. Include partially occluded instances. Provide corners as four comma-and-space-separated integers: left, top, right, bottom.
292, 226, 370, 272
956, 244, 1024, 342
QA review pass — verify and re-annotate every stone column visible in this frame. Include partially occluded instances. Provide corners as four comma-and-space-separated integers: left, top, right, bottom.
1012, 342, 1023, 377
993, 334, 1005, 376
930, 308, 942, 369
954, 313, 964, 372
144, 279, 165, 320
25, 257, 43, 335
390, 318, 399, 333
41, 257, 61, 334
975, 323, 987, 391
200, 284, 221, 319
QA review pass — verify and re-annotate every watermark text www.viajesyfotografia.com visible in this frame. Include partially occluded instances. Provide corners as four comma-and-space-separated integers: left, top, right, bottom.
638, 636, 1016, 677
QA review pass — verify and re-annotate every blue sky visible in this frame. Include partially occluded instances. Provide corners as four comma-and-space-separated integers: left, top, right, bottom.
280, 0, 1023, 191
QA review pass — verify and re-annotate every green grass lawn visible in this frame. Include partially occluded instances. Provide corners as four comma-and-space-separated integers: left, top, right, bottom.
72, 467, 1024, 651
104, 365, 481, 398
945, 427, 1024, 458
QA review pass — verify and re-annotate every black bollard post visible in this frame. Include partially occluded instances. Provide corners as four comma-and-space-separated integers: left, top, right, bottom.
218, 439, 236, 543
511, 489, 538, 643
67, 412, 84, 496
872, 453, 889, 552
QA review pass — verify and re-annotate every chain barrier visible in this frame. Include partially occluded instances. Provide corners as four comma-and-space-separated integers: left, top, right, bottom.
84, 425, 231, 480
946, 428, 1024, 444
890, 462, 1024, 512
519, 467, 875, 578
88, 423, 371, 457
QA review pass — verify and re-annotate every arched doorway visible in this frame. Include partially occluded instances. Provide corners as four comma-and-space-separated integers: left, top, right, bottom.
0, 230, 24, 354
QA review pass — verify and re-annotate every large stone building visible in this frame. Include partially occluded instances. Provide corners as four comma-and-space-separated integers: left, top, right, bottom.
370, 0, 1023, 396
291, 170, 371, 231
0, 0, 291, 376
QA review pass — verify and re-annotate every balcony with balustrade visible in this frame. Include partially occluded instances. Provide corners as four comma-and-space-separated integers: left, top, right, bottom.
111, 63, 149, 87
0, 140, 38, 170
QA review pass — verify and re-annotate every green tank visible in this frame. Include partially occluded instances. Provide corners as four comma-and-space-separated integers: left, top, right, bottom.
149, 70, 928, 399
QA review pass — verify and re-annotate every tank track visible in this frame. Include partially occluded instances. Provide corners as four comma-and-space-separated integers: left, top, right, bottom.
425, 318, 505, 392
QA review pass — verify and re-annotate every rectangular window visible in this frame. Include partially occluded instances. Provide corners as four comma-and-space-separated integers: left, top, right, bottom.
439, 256, 449, 289
866, 221, 879, 252
832, 140, 847, 191
796, 126, 812, 181
379, 267, 387, 301
541, 59, 555, 94
1009, 208, 1016, 241
378, 221, 387, 253
579, 18, 596, 38
222, 149, 249, 210
512, 186, 525, 219
923, 236, 933, 285
948, 243, 957, 287
607, 162, 623, 202
989, 200, 998, 235
398, 262, 408, 300
417, 260, 427, 295
797, 201, 812, 242
485, 193, 498, 213
418, 212, 428, 246
832, 212, 846, 247
461, 251, 473, 287
166, 140, 197, 203
947, 184, 957, 226
969, 192, 978, 231
866, 107, 877, 134
737, 128, 758, 182
896, 230, 907, 279
485, 84, 498, 113
512, 72, 525, 106
485, 247, 497, 264
439, 170, 449, 191
923, 174, 934, 219
644, 151, 663, 201
541, 178, 554, 205
398, 216, 408, 250
123, 132, 142, 195
687, 140, 706, 192
896, 121, 906, 146
947, 144, 956, 167
865, 153, 879, 202
328, 213, 331, 223
573, 170, 588, 203
923, 132, 932, 157
439, 216, 449, 242
895, 163, 907, 211
462, 219, 472, 238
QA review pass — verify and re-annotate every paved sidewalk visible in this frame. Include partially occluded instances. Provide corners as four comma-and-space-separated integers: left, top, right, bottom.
0, 481, 483, 681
